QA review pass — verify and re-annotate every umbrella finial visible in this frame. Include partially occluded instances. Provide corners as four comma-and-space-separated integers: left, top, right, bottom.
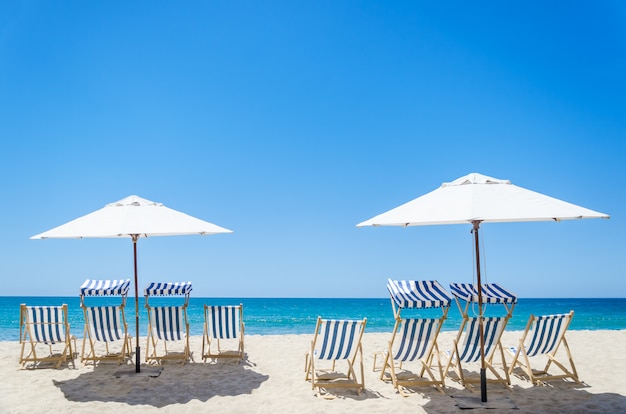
109, 195, 162, 207
442, 173, 510, 187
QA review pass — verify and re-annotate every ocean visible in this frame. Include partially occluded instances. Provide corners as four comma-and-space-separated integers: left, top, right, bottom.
2, 296, 625, 341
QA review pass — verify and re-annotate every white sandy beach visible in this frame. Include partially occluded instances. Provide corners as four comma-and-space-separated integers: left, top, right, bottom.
1, 330, 625, 413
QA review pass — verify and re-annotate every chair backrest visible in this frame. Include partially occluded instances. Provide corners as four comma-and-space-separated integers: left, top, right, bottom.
150, 306, 186, 341
458, 316, 506, 363
314, 318, 366, 361
449, 283, 517, 305
526, 313, 573, 357
388, 279, 453, 310
144, 281, 192, 296
205, 305, 241, 339
80, 279, 130, 307
450, 282, 517, 318
144, 281, 192, 307
392, 318, 441, 362
80, 279, 130, 296
22, 305, 67, 344
86, 306, 124, 342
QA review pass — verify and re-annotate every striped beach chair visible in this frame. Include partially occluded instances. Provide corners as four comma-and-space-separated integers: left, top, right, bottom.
508, 311, 580, 384
373, 279, 453, 395
305, 317, 367, 396
202, 304, 244, 362
144, 281, 192, 364
19, 304, 76, 369
443, 316, 510, 389
79, 279, 132, 365
443, 282, 517, 390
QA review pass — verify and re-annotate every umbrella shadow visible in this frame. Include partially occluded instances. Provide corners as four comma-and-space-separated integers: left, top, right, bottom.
53, 360, 269, 407
420, 381, 626, 412
507, 382, 626, 413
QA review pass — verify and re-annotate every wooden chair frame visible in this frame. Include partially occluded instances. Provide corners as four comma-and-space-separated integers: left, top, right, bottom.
145, 305, 191, 364
19, 304, 76, 369
508, 311, 580, 384
81, 305, 132, 365
79, 279, 132, 365
144, 282, 192, 364
443, 315, 511, 390
443, 283, 517, 391
373, 315, 448, 395
305, 317, 367, 397
202, 304, 245, 362
373, 279, 454, 396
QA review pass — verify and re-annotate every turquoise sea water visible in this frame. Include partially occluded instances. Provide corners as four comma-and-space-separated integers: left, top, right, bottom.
2, 296, 625, 341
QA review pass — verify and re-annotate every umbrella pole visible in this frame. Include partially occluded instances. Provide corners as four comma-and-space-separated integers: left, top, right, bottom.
473, 220, 487, 402
132, 235, 141, 373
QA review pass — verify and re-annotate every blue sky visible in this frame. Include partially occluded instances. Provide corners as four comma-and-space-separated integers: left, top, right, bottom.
1, 1, 624, 298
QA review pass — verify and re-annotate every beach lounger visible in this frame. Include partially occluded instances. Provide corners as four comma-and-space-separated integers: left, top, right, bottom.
19, 304, 76, 369
508, 311, 580, 384
305, 317, 367, 397
442, 282, 517, 390
202, 304, 244, 362
144, 281, 192, 364
372, 279, 453, 395
79, 279, 132, 365
443, 315, 511, 390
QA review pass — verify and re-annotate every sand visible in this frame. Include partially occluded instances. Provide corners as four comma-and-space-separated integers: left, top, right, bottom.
1, 330, 625, 413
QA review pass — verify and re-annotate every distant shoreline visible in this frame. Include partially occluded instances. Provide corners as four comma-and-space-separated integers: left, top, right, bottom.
3, 297, 625, 341
3, 295, 626, 299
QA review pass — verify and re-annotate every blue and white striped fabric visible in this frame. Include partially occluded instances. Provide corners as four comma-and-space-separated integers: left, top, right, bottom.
387, 279, 453, 309
458, 317, 506, 363
315, 319, 363, 360
150, 306, 186, 341
392, 318, 440, 362
205, 306, 240, 339
26, 306, 66, 344
144, 281, 192, 296
86, 306, 124, 342
525, 314, 571, 357
449, 283, 517, 305
80, 279, 130, 297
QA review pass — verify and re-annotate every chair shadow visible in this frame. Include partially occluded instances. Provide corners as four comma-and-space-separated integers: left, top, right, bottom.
53, 359, 269, 407
20, 354, 78, 370
308, 387, 386, 402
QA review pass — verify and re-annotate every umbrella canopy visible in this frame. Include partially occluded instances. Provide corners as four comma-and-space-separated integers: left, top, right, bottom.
357, 173, 608, 227
357, 172, 609, 401
31, 195, 233, 239
31, 195, 233, 372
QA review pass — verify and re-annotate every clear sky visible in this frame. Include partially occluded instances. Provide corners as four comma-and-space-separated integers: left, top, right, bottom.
1, 2, 624, 298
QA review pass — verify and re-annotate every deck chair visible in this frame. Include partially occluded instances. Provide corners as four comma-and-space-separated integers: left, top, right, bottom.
19, 304, 76, 369
202, 304, 244, 362
443, 282, 517, 390
443, 316, 510, 390
372, 279, 453, 395
508, 311, 580, 384
80, 279, 132, 365
305, 317, 367, 396
144, 281, 192, 364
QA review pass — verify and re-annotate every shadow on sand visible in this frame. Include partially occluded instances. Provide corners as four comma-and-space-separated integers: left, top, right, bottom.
53, 360, 269, 407
420, 380, 626, 412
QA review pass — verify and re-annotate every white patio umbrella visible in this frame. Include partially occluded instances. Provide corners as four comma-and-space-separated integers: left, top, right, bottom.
31, 195, 233, 373
357, 172, 609, 402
